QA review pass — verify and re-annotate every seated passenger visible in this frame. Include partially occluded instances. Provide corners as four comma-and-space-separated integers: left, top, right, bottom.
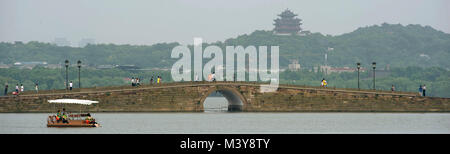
85, 116, 91, 124
62, 113, 69, 124
56, 110, 61, 123
86, 114, 97, 124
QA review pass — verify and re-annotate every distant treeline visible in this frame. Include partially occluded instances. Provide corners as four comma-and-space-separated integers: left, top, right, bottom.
0, 67, 171, 92
280, 66, 449, 98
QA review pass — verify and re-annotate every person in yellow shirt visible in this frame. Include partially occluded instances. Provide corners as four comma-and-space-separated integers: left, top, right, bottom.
322, 78, 328, 88
62, 113, 69, 124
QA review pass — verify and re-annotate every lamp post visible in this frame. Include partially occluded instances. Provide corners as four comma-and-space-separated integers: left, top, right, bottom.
77, 60, 81, 88
372, 62, 376, 90
357, 62, 361, 90
65, 60, 69, 90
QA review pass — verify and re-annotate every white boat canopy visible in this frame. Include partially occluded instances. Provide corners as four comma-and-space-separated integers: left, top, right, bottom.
48, 99, 99, 105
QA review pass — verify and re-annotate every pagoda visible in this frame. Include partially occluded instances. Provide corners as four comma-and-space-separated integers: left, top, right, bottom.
273, 9, 302, 35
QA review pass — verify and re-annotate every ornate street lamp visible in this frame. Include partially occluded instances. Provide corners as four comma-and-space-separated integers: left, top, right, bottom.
77, 60, 81, 88
65, 60, 69, 90
357, 62, 361, 90
372, 62, 376, 90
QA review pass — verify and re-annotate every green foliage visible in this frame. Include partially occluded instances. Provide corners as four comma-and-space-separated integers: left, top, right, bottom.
1, 23, 449, 69
280, 66, 450, 98
0, 67, 171, 94
0, 23, 448, 98
0, 42, 180, 68
225, 23, 450, 69
0, 66, 448, 98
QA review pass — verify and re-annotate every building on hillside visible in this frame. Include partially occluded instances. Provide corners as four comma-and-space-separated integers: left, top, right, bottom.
288, 60, 301, 71
78, 38, 96, 47
273, 9, 303, 35
320, 65, 367, 74
96, 65, 116, 69
0, 63, 10, 69
116, 65, 140, 70
45, 64, 62, 69
53, 37, 71, 47
13, 61, 48, 69
299, 30, 311, 36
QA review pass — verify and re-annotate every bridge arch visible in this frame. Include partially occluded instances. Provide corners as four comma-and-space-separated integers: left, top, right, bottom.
199, 86, 247, 112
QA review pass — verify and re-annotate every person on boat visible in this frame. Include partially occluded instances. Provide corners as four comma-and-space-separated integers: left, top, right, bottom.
62, 113, 69, 124
85, 113, 97, 124
61, 108, 66, 115
85, 114, 92, 124
56, 110, 61, 123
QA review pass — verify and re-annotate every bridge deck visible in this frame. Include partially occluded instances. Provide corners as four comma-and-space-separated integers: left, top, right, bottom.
4, 81, 419, 98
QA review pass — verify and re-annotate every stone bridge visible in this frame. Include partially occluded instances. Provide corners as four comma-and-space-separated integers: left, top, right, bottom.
0, 82, 449, 112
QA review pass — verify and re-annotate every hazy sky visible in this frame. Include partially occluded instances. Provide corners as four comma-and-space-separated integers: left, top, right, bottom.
1, 0, 449, 46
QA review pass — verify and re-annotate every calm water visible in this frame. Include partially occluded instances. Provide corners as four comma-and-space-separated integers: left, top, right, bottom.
0, 97, 449, 134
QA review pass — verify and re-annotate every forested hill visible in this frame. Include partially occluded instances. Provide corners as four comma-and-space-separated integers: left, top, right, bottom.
223, 23, 450, 69
1, 23, 449, 69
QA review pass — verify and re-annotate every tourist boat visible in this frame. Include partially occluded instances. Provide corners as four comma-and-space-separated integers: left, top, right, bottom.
46, 99, 100, 127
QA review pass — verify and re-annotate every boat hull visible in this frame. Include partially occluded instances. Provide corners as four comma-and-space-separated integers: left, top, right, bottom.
47, 120, 99, 127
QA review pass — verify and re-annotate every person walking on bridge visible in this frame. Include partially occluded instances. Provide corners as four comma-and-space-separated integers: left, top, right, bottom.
422, 84, 426, 97
35, 83, 39, 93
194, 73, 199, 82
321, 78, 327, 88
208, 74, 212, 82
150, 76, 154, 85
418, 85, 423, 96
15, 84, 19, 93
212, 72, 216, 82
4, 83, 8, 96
20, 84, 24, 92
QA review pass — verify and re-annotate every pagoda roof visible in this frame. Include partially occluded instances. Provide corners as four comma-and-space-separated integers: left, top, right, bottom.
274, 18, 302, 22
278, 9, 297, 17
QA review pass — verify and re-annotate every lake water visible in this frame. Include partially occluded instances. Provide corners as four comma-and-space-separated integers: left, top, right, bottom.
0, 97, 449, 134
